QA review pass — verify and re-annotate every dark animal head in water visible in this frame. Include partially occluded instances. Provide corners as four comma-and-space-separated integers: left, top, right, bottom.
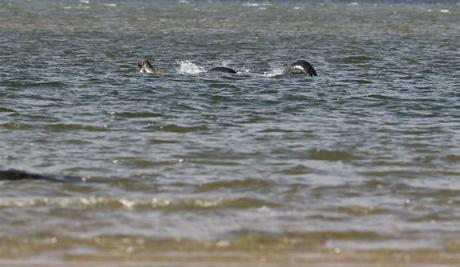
283, 60, 317, 76
137, 58, 162, 73
207, 66, 237, 74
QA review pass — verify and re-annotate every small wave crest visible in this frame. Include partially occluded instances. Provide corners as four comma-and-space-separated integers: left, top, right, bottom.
176, 60, 206, 74
0, 196, 278, 210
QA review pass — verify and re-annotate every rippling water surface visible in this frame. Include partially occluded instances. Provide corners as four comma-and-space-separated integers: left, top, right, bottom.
0, 0, 459, 265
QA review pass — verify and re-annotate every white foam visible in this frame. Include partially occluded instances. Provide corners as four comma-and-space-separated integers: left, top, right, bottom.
263, 67, 284, 77
243, 2, 271, 7
440, 9, 449, 13
243, 3, 261, 7
104, 3, 117, 7
176, 60, 206, 74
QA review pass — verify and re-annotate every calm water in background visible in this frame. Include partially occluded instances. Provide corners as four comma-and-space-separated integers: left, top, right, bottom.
0, 0, 459, 265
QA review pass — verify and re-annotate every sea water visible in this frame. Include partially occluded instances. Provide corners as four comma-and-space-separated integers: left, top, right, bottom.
0, 0, 459, 265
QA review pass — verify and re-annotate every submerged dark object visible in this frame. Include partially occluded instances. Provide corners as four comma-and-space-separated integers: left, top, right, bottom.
207, 66, 237, 74
137, 58, 163, 73
0, 169, 84, 182
282, 60, 317, 76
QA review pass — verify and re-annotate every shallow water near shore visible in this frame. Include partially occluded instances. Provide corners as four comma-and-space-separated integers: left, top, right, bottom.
0, 0, 460, 265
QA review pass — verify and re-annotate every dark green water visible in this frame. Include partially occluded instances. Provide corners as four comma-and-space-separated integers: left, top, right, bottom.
0, 0, 459, 265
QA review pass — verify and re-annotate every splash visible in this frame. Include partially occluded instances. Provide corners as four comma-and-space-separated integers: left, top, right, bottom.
176, 60, 206, 74
220, 60, 232, 67
262, 67, 284, 77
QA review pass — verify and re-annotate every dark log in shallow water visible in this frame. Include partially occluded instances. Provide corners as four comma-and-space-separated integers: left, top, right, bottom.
0, 169, 84, 182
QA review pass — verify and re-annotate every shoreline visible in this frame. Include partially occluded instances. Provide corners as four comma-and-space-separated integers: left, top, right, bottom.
0, 249, 459, 267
